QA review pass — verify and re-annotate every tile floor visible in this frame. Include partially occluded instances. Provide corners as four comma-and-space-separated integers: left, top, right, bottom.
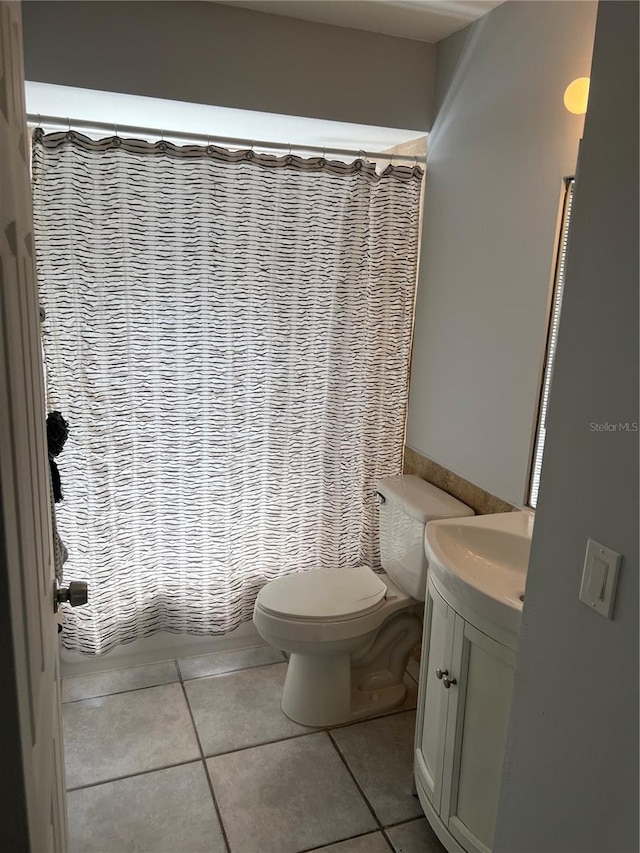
62, 645, 446, 853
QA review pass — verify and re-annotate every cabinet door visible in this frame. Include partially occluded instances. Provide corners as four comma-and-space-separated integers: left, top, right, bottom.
441, 620, 516, 853
414, 579, 456, 812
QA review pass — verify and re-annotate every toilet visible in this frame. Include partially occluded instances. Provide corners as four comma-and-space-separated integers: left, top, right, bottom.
253, 474, 474, 726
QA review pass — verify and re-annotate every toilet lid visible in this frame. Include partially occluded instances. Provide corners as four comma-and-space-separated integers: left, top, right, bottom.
257, 567, 387, 622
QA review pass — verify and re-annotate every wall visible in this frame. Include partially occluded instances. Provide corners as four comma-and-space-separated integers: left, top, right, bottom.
21, 1, 435, 132
406, 0, 596, 506
494, 2, 639, 850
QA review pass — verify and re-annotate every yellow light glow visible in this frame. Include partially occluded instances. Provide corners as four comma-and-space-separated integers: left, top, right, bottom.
564, 77, 590, 115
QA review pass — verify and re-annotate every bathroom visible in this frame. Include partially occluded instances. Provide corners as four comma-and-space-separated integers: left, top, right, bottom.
0, 1, 637, 852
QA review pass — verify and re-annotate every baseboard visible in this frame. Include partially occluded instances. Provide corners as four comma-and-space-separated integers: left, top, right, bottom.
59, 621, 264, 678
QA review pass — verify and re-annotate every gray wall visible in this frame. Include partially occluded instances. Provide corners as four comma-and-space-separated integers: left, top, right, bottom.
494, 2, 639, 850
406, 0, 596, 505
21, 1, 435, 131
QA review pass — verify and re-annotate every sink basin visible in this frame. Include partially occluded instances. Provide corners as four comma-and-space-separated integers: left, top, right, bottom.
424, 510, 534, 634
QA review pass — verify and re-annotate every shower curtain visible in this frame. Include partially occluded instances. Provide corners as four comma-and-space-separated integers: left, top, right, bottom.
32, 129, 423, 655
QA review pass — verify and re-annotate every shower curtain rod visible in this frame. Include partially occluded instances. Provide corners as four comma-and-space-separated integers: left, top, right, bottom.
27, 114, 426, 164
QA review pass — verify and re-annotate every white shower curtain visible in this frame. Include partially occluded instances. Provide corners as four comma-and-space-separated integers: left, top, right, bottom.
32, 129, 422, 655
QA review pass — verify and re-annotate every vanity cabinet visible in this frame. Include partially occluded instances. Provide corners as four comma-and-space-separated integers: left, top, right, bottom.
415, 576, 516, 853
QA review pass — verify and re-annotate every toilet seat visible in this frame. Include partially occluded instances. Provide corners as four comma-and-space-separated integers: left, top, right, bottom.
256, 566, 387, 622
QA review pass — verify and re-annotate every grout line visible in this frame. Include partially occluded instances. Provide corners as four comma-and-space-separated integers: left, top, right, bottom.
175, 658, 184, 682
201, 760, 232, 853
383, 833, 396, 852
328, 704, 416, 734
171, 658, 181, 681
62, 677, 181, 705
198, 701, 419, 763
63, 656, 287, 703
381, 828, 397, 851
61, 643, 272, 680
64, 685, 413, 722
204, 729, 318, 760
60, 656, 179, 681
326, 730, 384, 831
382, 816, 423, 831
178, 657, 286, 684
197, 705, 418, 762
298, 827, 391, 853
175, 642, 270, 662
179, 680, 232, 853
66, 757, 201, 793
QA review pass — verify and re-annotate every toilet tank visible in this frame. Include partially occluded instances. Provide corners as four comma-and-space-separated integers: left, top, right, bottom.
377, 475, 474, 601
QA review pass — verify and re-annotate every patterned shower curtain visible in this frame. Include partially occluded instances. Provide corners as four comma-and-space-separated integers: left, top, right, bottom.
32, 129, 422, 655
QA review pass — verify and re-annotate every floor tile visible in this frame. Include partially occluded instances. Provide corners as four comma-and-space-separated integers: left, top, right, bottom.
179, 644, 284, 680
386, 818, 446, 853
62, 660, 179, 703
331, 711, 422, 825
63, 683, 200, 788
185, 661, 310, 756
207, 733, 377, 853
312, 832, 391, 852
67, 761, 225, 853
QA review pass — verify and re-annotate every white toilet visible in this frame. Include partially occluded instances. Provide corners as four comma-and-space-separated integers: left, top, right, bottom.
253, 474, 474, 726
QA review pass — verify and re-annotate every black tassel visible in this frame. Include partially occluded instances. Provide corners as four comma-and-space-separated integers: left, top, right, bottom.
47, 411, 69, 503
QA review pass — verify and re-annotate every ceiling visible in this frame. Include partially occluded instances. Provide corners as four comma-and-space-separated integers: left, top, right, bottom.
215, 1, 504, 43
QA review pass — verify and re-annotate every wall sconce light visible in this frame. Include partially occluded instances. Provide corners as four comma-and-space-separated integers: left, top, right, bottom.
564, 77, 590, 115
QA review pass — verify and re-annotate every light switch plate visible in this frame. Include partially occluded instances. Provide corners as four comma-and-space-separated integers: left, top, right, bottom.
579, 538, 621, 618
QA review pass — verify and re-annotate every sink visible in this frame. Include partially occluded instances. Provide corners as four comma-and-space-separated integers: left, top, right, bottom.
424, 510, 534, 634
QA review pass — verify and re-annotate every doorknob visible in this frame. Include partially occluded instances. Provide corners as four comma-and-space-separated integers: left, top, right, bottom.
435, 668, 448, 680
442, 674, 457, 689
55, 580, 88, 611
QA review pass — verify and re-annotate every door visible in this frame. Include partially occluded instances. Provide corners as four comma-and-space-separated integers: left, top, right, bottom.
414, 577, 455, 811
0, 2, 68, 850
441, 619, 515, 853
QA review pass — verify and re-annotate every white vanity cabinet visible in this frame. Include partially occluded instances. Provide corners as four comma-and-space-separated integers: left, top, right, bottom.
414, 575, 516, 853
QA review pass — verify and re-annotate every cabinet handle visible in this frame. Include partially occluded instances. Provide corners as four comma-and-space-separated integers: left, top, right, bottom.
435, 668, 448, 680
442, 674, 457, 689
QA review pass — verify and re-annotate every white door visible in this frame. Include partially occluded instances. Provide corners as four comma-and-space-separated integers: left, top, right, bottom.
414, 578, 455, 812
0, 3, 68, 850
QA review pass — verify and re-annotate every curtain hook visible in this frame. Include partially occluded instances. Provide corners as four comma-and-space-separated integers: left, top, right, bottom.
251, 140, 255, 153
67, 116, 71, 133
288, 142, 292, 157
37, 113, 42, 129
113, 123, 118, 138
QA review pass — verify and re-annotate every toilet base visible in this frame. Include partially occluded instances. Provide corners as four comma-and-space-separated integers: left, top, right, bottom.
350, 681, 408, 721
281, 651, 408, 727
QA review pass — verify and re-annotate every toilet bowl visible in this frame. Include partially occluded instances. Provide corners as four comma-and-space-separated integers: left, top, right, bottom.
253, 475, 474, 727
253, 566, 422, 726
